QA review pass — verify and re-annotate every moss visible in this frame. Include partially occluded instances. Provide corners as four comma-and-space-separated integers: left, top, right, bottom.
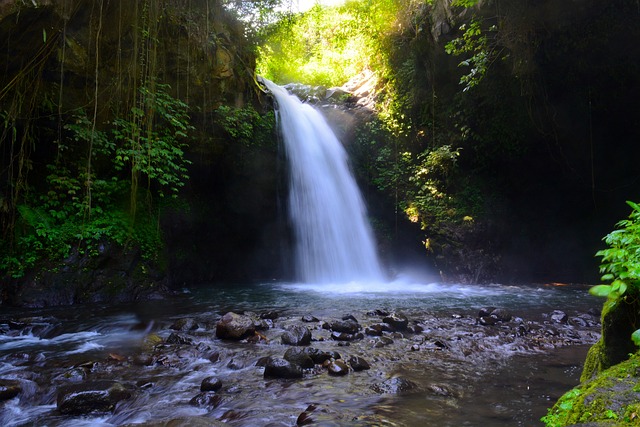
543, 353, 640, 426
582, 296, 640, 382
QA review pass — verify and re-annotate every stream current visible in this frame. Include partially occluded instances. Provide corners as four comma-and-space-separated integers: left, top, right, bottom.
0, 280, 600, 426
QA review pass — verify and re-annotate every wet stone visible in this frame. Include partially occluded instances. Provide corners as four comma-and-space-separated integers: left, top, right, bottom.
189, 392, 223, 408
201, 377, 223, 392
166, 333, 194, 346
371, 377, 418, 394
302, 314, 319, 323
57, 381, 132, 415
329, 319, 360, 334
284, 348, 315, 369
281, 325, 312, 346
490, 308, 512, 322
407, 324, 424, 334
327, 359, 350, 376
0, 379, 21, 401
383, 313, 409, 331
304, 348, 334, 364
132, 354, 154, 366
367, 309, 390, 317
215, 312, 256, 340
478, 307, 496, 317
331, 331, 362, 341
348, 355, 371, 371
55, 367, 88, 382
169, 318, 199, 332
260, 310, 279, 320
263, 357, 303, 379
227, 359, 245, 370
365, 325, 383, 336
550, 310, 568, 324
478, 316, 498, 326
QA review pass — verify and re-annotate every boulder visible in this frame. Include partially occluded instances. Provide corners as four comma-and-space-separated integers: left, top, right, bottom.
281, 325, 311, 346
284, 348, 315, 369
383, 313, 409, 331
57, 381, 132, 415
215, 312, 256, 340
329, 319, 360, 334
263, 357, 303, 379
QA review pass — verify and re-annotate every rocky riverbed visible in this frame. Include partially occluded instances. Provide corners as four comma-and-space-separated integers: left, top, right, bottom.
0, 282, 601, 426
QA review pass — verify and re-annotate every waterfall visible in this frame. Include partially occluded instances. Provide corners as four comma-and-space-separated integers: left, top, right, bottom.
263, 78, 385, 284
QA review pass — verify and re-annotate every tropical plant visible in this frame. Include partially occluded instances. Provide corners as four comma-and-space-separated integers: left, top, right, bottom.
589, 201, 640, 345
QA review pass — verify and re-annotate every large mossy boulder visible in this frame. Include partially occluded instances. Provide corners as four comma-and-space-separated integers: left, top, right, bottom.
542, 353, 640, 426
581, 296, 640, 382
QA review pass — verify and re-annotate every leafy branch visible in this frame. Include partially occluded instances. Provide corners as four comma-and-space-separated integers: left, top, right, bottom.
590, 201, 640, 345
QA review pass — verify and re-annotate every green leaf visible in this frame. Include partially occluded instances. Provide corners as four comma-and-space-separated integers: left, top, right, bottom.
589, 285, 612, 298
632, 329, 640, 348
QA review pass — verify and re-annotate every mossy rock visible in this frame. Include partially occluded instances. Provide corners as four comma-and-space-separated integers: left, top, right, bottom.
582, 296, 640, 382
542, 353, 640, 426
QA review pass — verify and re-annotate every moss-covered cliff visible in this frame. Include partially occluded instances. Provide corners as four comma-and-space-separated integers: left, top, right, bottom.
0, 0, 279, 306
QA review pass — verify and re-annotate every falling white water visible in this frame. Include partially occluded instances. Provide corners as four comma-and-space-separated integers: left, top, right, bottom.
263, 78, 385, 284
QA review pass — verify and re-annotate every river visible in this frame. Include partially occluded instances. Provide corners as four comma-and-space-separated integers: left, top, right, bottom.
0, 280, 600, 426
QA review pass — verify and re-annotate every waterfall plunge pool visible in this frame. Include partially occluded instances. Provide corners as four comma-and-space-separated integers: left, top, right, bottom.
0, 280, 600, 426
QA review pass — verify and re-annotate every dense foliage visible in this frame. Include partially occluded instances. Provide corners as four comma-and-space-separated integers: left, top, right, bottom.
256, 0, 398, 86
590, 201, 640, 345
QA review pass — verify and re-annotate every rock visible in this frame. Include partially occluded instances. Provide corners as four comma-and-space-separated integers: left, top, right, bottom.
367, 309, 390, 317
371, 377, 418, 394
551, 310, 568, 323
166, 333, 194, 345
304, 348, 333, 364
365, 325, 383, 336
301, 314, 319, 323
407, 324, 424, 334
260, 311, 279, 320
329, 319, 360, 334
189, 392, 223, 408
427, 383, 456, 397
365, 323, 394, 336
132, 354, 154, 366
383, 313, 409, 331
263, 357, 303, 379
490, 308, 512, 322
200, 377, 223, 392
478, 307, 496, 317
57, 381, 132, 415
284, 348, 315, 369
0, 379, 21, 401
55, 367, 88, 382
215, 312, 256, 340
169, 318, 199, 331
226, 359, 245, 370
348, 355, 371, 371
342, 314, 358, 322
331, 331, 363, 341
281, 325, 312, 346
327, 360, 350, 376
478, 316, 498, 326
296, 411, 314, 425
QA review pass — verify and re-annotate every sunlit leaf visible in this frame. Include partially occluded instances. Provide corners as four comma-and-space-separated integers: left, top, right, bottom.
589, 285, 612, 297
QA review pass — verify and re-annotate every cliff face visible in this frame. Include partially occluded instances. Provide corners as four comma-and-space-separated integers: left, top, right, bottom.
0, 0, 254, 113
0, 0, 283, 306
